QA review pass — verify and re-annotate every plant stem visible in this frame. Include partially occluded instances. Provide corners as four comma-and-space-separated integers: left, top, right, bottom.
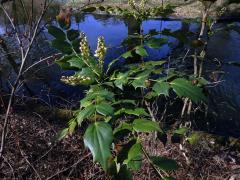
141, 146, 164, 179
0, 1, 50, 158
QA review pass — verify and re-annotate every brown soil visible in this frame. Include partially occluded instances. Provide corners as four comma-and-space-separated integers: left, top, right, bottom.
1, 107, 240, 179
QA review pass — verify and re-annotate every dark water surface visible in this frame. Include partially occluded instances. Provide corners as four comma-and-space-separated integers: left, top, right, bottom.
0, 5, 240, 137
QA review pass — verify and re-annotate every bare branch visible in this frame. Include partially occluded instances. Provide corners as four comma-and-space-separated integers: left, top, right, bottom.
0, 0, 51, 158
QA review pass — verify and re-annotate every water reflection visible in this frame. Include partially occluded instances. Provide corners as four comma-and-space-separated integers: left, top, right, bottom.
0, 8, 240, 136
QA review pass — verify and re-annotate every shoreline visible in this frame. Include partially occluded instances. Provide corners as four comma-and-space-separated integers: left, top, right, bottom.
73, 11, 240, 23
67, 0, 240, 19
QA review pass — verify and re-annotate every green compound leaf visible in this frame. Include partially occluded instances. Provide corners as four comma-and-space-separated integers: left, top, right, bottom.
127, 143, 142, 162
114, 72, 129, 90
135, 46, 148, 57
48, 25, 66, 41
84, 122, 113, 171
133, 119, 161, 132
51, 39, 72, 54
113, 122, 133, 134
146, 38, 168, 49
174, 127, 188, 136
152, 81, 170, 96
170, 78, 207, 103
67, 56, 85, 69
112, 100, 136, 106
125, 142, 142, 170
187, 132, 202, 145
76, 106, 95, 125
115, 108, 149, 117
68, 119, 77, 135
122, 50, 133, 59
131, 70, 151, 89
80, 88, 114, 108
56, 55, 73, 70
96, 102, 114, 116
151, 156, 179, 171
56, 128, 69, 141
67, 29, 79, 41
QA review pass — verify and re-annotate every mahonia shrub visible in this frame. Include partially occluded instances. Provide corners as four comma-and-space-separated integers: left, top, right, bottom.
48, 1, 207, 179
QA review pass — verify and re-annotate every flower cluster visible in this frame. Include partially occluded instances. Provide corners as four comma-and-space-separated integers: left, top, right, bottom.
79, 33, 90, 58
128, 0, 136, 8
94, 37, 107, 60
217, 7, 226, 17
94, 36, 107, 71
61, 75, 91, 86
140, 0, 147, 9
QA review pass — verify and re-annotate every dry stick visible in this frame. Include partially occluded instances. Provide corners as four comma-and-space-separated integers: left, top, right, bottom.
182, 4, 210, 117
2, 155, 15, 179
186, 50, 199, 115
199, 13, 217, 78
187, 100, 192, 115
18, 145, 42, 180
0, 5, 24, 60
181, 3, 212, 164
145, 100, 158, 140
187, 5, 210, 114
145, 101, 156, 123
141, 146, 169, 179
22, 53, 62, 75
181, 97, 189, 117
0, 2, 49, 158
0, 35, 33, 95
0, 93, 6, 111
46, 153, 91, 180
19, 0, 29, 25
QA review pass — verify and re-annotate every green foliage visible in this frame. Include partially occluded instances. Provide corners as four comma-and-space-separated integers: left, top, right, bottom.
84, 122, 113, 171
132, 119, 161, 132
76, 106, 95, 125
151, 156, 179, 171
153, 81, 170, 96
146, 38, 168, 49
51, 39, 72, 54
187, 132, 202, 145
125, 142, 142, 170
82, 1, 175, 21
48, 25, 66, 40
135, 46, 148, 57
49, 7, 208, 178
163, 176, 177, 180
170, 78, 207, 103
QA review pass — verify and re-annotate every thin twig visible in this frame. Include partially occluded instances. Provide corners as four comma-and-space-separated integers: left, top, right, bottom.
0, 1, 50, 158
2, 155, 15, 179
18, 144, 42, 180
145, 101, 158, 139
22, 53, 62, 75
181, 98, 189, 117
46, 152, 91, 180
141, 145, 168, 179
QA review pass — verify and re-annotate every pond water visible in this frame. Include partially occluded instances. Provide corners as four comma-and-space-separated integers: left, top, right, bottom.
0, 3, 240, 137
